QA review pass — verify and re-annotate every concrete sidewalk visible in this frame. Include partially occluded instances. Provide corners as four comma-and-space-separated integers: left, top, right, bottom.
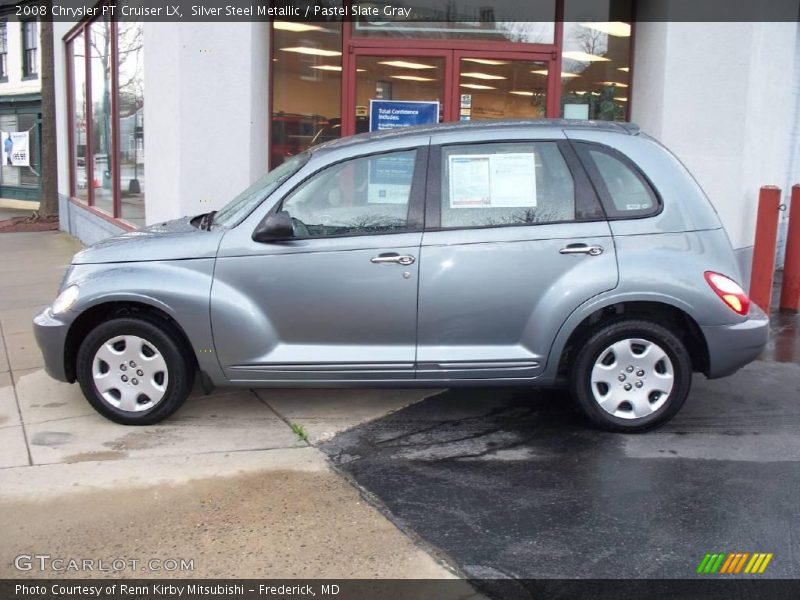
0, 231, 461, 582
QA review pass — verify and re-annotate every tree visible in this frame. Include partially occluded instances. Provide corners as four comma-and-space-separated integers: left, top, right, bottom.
39, 15, 58, 218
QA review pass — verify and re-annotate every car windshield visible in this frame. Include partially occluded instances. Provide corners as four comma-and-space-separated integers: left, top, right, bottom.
212, 153, 309, 228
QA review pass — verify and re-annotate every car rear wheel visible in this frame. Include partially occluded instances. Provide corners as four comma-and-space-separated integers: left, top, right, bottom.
570, 319, 692, 432
76, 317, 194, 425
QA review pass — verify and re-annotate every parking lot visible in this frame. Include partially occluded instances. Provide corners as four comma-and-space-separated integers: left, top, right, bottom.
322, 356, 800, 584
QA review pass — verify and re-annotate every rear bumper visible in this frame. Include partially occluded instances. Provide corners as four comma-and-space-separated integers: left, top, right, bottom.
32, 308, 72, 383
701, 304, 770, 379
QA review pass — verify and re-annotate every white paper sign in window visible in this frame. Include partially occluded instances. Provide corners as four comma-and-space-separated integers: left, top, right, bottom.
448, 152, 537, 209
448, 155, 491, 207
490, 153, 537, 208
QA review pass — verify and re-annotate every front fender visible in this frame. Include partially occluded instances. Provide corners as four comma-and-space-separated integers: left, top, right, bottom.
64, 259, 225, 383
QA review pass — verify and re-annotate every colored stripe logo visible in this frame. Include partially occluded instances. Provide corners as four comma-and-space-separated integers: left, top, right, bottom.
697, 552, 773, 574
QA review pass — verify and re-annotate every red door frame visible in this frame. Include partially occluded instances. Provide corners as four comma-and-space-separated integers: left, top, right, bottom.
342, 22, 564, 137
343, 46, 455, 135
451, 49, 559, 122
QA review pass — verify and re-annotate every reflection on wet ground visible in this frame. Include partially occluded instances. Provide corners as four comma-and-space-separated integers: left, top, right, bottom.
323, 360, 800, 584
764, 308, 800, 363
321, 288, 800, 589
763, 276, 800, 363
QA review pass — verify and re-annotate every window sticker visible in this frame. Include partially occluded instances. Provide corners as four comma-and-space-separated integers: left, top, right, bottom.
448, 155, 491, 207
367, 182, 411, 204
448, 153, 537, 209
491, 153, 537, 208
368, 153, 415, 204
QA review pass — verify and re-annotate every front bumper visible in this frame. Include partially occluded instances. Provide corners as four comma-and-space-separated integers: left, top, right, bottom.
701, 304, 770, 379
32, 308, 72, 382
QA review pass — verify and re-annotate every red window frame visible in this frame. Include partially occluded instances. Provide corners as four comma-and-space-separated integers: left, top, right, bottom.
451, 48, 561, 122
64, 11, 134, 230
341, 16, 565, 137
343, 46, 455, 133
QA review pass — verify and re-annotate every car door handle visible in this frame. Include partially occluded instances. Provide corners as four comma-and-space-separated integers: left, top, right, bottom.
559, 244, 604, 256
370, 253, 415, 266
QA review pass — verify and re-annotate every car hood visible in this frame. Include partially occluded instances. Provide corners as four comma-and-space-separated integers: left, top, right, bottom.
71, 216, 226, 264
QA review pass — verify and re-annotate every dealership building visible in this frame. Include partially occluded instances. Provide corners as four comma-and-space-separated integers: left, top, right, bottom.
44, 0, 800, 282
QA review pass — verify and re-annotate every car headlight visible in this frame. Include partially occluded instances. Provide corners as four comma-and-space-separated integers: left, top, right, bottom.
51, 285, 80, 315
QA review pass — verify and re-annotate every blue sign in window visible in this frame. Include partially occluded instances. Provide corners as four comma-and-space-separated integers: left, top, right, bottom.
369, 100, 440, 132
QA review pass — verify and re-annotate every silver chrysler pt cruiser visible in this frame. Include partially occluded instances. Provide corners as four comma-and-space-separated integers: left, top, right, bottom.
34, 121, 768, 432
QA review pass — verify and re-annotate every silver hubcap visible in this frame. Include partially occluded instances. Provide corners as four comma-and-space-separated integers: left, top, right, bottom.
590, 338, 674, 420
92, 335, 169, 412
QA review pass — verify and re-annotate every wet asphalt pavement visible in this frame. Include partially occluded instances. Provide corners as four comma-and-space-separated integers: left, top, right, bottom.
321, 341, 800, 587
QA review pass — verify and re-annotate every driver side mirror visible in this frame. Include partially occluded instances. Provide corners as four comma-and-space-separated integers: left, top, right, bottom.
252, 210, 294, 243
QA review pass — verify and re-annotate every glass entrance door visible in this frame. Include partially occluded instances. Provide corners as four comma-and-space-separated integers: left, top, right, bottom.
455, 55, 552, 122
354, 54, 447, 134
345, 49, 555, 135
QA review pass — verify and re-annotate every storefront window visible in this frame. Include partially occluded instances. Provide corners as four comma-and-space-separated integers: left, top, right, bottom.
89, 19, 115, 215
69, 33, 88, 202
118, 21, 144, 226
458, 59, 548, 121
353, 2, 555, 44
67, 17, 145, 226
21, 19, 38, 78
268, 1, 637, 170
271, 18, 342, 167
0, 21, 8, 81
0, 111, 40, 194
561, 1, 633, 121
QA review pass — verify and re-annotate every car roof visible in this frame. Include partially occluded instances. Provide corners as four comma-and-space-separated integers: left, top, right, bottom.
311, 119, 640, 154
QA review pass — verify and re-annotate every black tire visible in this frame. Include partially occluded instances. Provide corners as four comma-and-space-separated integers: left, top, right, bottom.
570, 319, 692, 433
76, 316, 195, 425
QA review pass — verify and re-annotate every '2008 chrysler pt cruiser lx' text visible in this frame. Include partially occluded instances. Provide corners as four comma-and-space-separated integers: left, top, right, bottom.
34, 120, 769, 432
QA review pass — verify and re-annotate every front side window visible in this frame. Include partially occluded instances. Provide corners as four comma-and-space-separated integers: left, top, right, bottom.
22, 20, 37, 77
281, 150, 418, 238
580, 145, 658, 217
0, 21, 8, 80
440, 142, 575, 228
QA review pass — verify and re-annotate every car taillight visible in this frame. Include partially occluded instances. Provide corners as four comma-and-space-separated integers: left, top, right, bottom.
704, 271, 750, 316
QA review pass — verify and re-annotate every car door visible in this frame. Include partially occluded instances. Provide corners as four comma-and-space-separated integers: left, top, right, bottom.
210, 146, 427, 382
416, 136, 618, 381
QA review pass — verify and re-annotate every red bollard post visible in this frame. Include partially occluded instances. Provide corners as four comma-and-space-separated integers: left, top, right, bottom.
779, 184, 800, 311
749, 186, 782, 313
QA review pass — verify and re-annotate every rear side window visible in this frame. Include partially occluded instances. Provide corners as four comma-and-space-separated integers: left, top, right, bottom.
439, 142, 576, 229
578, 144, 659, 218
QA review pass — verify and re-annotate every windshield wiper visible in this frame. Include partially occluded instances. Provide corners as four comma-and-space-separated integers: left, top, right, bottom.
199, 211, 217, 231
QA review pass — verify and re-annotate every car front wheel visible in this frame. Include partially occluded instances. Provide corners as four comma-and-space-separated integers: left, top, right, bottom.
570, 319, 692, 432
76, 317, 194, 425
